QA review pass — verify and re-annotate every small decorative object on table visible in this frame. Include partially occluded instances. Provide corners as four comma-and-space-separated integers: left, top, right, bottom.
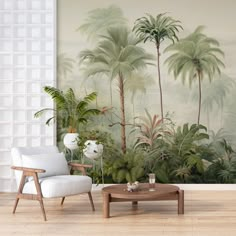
127, 181, 139, 192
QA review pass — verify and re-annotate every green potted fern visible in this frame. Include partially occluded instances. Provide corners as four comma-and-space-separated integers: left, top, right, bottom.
34, 86, 100, 149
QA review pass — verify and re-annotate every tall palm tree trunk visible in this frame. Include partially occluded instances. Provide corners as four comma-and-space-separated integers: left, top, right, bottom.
220, 106, 224, 128
197, 71, 202, 125
132, 101, 135, 124
206, 106, 210, 131
109, 78, 113, 121
118, 73, 126, 154
156, 44, 164, 122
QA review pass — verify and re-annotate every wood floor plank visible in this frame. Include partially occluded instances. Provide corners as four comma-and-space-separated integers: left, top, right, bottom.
1, 191, 236, 235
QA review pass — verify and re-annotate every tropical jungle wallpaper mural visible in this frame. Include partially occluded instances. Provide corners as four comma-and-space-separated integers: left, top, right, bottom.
55, 0, 236, 183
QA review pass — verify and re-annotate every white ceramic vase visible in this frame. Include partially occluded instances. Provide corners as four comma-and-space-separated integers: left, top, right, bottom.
63, 133, 79, 150
83, 140, 103, 160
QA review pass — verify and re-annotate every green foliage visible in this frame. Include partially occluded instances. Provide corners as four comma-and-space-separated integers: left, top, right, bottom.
79, 26, 154, 81
135, 123, 212, 183
205, 139, 236, 183
105, 149, 144, 183
165, 26, 225, 86
57, 53, 75, 79
77, 5, 127, 41
168, 123, 210, 181
34, 86, 100, 132
133, 13, 183, 46
79, 26, 154, 153
165, 26, 225, 124
172, 123, 209, 156
133, 13, 183, 121
132, 109, 174, 149
193, 74, 236, 112
125, 71, 155, 103
56, 7, 235, 184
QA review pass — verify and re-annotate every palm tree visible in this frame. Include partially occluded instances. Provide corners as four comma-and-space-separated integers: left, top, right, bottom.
77, 5, 127, 113
192, 74, 235, 129
79, 27, 154, 153
77, 5, 127, 42
133, 13, 183, 122
165, 26, 225, 125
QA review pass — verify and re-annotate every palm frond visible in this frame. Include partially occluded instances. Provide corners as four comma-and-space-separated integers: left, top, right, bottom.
34, 108, 55, 118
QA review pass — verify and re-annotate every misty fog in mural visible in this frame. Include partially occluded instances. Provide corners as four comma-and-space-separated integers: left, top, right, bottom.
57, 0, 236, 183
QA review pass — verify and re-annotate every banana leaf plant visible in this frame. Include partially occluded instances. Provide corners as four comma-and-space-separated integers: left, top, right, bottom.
169, 123, 210, 182
34, 86, 100, 133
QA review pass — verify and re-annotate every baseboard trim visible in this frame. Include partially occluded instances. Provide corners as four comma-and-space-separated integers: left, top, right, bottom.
92, 184, 236, 191
3, 183, 236, 193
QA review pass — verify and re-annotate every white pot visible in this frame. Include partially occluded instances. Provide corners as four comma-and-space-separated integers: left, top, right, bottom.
83, 140, 103, 160
63, 133, 79, 150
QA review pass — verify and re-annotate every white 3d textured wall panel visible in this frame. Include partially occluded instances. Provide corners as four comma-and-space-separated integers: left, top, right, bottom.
0, 0, 56, 192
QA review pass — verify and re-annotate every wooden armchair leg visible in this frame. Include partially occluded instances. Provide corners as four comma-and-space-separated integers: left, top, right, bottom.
33, 173, 47, 221
61, 197, 65, 205
13, 174, 26, 214
13, 198, 20, 214
39, 199, 47, 221
88, 192, 95, 211
11, 166, 47, 221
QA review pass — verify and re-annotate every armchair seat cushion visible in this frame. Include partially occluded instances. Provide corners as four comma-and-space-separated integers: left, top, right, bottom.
23, 175, 92, 198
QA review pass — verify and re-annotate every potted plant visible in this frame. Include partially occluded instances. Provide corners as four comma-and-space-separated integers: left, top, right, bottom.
34, 86, 100, 150
77, 130, 114, 158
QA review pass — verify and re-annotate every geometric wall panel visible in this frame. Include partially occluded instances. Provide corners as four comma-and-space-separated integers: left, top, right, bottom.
0, 0, 56, 192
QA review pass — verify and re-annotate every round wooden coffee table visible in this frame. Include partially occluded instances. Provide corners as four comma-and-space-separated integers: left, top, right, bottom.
102, 183, 184, 218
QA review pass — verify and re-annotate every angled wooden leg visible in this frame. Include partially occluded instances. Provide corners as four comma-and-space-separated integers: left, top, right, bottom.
61, 197, 65, 205
178, 189, 184, 214
88, 192, 95, 211
13, 198, 19, 214
13, 174, 27, 214
33, 173, 47, 221
39, 199, 47, 221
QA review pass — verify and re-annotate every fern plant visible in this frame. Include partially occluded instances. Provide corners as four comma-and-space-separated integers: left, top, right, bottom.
206, 139, 236, 183
34, 86, 100, 133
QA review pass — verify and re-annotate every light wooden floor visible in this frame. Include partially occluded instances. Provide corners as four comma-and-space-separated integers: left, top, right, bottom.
0, 190, 236, 236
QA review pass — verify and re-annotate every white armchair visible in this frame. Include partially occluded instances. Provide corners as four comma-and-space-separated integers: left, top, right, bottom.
11, 146, 95, 221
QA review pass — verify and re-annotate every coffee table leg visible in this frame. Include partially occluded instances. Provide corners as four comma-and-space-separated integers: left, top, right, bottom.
103, 192, 110, 218
178, 190, 184, 214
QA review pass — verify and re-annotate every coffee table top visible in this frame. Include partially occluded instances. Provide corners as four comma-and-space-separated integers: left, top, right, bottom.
102, 183, 179, 200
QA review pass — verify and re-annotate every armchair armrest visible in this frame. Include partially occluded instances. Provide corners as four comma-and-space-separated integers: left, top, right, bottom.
11, 166, 46, 173
68, 162, 92, 176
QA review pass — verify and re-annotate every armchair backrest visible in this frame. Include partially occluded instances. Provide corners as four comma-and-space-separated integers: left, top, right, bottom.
11, 146, 59, 187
